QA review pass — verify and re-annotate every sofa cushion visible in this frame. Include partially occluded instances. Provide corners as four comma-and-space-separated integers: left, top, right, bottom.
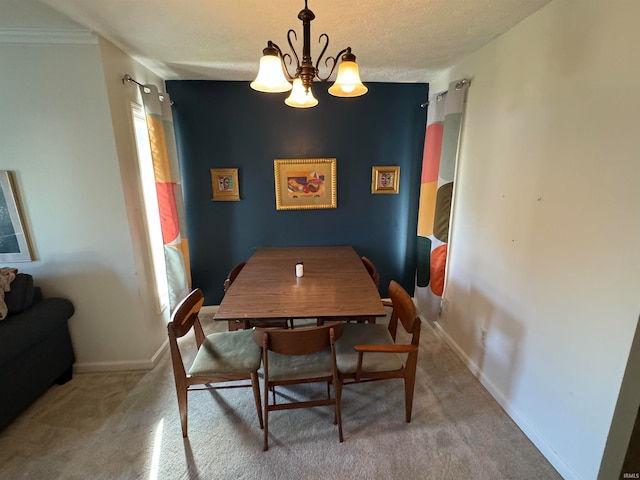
0, 298, 74, 366
4, 273, 35, 315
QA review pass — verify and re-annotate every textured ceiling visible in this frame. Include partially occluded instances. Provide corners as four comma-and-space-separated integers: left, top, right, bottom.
8, 0, 552, 83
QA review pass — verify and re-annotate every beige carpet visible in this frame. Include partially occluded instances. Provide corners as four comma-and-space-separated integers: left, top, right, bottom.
0, 313, 562, 480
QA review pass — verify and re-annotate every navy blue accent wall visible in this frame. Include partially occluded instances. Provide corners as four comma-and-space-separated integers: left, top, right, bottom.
167, 81, 427, 305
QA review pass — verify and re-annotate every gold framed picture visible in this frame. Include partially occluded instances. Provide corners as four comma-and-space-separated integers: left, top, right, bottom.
274, 158, 337, 210
371, 166, 400, 194
211, 168, 240, 201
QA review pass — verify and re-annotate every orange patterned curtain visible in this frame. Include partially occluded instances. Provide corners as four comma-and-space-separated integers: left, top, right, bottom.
139, 84, 190, 311
416, 80, 469, 320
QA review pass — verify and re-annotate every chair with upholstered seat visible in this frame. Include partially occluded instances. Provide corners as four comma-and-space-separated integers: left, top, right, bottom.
355, 256, 380, 324
317, 255, 380, 326
224, 261, 246, 331
167, 288, 264, 437
224, 261, 290, 331
223, 261, 246, 295
335, 280, 421, 424
253, 322, 344, 450
360, 256, 380, 289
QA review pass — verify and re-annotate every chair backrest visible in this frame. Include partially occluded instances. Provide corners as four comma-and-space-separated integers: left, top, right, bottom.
223, 261, 246, 293
361, 256, 380, 288
169, 288, 205, 339
253, 322, 344, 355
387, 280, 420, 344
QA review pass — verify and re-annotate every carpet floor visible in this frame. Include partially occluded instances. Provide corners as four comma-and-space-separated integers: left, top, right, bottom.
0, 313, 562, 480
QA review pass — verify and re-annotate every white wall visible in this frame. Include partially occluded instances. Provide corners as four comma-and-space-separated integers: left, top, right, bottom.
96, 36, 171, 362
0, 34, 168, 370
423, 1, 640, 479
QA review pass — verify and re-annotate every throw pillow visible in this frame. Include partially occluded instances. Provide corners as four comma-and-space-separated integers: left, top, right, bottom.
3, 273, 35, 316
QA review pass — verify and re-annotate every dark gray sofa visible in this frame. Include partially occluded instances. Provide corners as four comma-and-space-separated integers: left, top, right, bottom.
0, 273, 75, 431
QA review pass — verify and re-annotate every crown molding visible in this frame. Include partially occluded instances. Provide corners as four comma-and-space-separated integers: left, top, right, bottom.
0, 28, 97, 45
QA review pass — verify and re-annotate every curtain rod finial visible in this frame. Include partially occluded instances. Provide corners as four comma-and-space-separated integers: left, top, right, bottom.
455, 79, 470, 90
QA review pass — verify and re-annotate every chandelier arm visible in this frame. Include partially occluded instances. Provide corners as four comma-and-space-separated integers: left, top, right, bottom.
280, 53, 296, 80
267, 40, 297, 81
316, 47, 349, 82
286, 29, 301, 74
313, 33, 330, 77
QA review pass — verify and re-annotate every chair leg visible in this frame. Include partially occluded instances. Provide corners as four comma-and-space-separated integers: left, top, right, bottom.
178, 386, 188, 437
263, 384, 270, 451
334, 378, 344, 443
227, 320, 238, 331
251, 371, 264, 429
404, 374, 416, 423
329, 380, 337, 424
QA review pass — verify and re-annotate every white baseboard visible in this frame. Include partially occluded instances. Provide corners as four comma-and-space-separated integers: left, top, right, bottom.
431, 321, 579, 480
73, 338, 169, 373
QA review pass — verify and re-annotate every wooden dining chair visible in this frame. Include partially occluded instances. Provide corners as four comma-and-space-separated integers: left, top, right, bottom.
167, 288, 263, 437
224, 261, 246, 331
317, 255, 380, 326
360, 256, 381, 289
357, 256, 380, 324
335, 280, 421, 424
253, 322, 344, 451
223, 261, 246, 294
223, 261, 290, 331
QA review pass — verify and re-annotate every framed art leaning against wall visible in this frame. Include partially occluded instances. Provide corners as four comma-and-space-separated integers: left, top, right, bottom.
274, 158, 337, 211
0, 171, 33, 262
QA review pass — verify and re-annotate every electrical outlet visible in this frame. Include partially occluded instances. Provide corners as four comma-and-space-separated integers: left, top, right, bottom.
480, 327, 487, 346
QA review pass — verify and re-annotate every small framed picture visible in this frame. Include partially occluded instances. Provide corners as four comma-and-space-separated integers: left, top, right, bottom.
371, 166, 400, 194
211, 168, 240, 201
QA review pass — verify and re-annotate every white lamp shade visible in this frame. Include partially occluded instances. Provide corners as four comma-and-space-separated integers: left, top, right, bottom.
328, 61, 368, 97
284, 78, 318, 108
250, 55, 292, 93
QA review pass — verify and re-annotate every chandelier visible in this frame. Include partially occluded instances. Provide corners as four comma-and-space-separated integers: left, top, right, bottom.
250, 1, 368, 108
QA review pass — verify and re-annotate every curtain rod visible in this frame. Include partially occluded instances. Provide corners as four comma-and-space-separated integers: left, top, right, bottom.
122, 74, 173, 104
122, 74, 150, 92
420, 78, 470, 108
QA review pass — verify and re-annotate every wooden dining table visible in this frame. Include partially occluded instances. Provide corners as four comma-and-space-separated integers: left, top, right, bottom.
214, 246, 387, 322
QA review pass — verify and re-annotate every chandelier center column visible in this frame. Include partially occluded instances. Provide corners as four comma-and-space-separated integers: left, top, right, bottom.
298, 4, 316, 93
